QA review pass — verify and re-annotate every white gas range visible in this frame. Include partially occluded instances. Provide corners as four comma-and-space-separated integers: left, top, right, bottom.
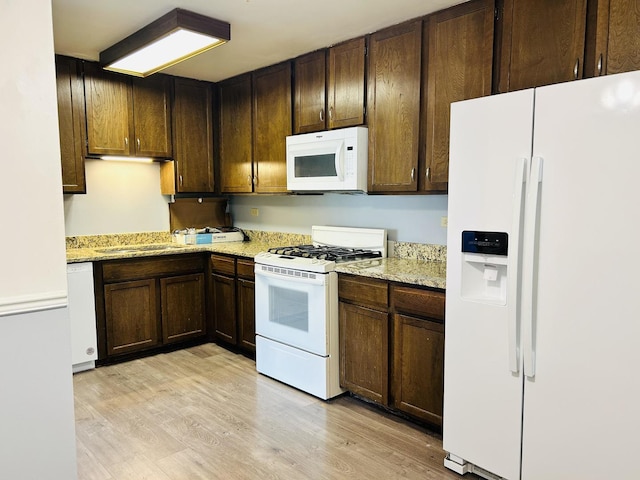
254, 226, 387, 400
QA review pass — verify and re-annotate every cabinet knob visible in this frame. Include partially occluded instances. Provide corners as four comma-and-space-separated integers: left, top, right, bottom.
329, 106, 333, 119
411, 168, 415, 182
320, 109, 324, 122
573, 58, 580, 79
426, 167, 431, 181
179, 175, 183, 186
136, 138, 141, 150
253, 176, 257, 185
124, 137, 128, 147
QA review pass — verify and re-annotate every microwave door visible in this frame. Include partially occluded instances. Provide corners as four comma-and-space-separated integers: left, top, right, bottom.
288, 140, 344, 189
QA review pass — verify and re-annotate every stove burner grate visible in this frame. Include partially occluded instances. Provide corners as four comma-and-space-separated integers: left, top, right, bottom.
267, 245, 382, 263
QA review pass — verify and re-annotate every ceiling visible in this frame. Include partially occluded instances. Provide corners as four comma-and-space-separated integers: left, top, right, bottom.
52, 0, 467, 83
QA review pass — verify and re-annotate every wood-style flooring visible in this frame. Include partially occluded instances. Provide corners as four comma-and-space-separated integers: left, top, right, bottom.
73, 344, 468, 480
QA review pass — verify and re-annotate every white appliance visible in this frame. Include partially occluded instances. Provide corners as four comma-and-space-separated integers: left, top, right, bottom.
67, 263, 98, 373
286, 126, 368, 192
254, 226, 386, 400
443, 71, 640, 480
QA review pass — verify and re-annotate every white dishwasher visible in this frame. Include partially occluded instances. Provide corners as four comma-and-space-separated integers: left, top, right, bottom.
66, 262, 98, 373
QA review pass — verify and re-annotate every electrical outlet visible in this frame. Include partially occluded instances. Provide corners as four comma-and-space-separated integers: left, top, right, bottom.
441, 216, 448, 227
250, 208, 259, 217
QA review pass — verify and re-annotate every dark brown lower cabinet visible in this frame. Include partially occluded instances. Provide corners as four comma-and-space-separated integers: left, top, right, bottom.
211, 254, 256, 353
339, 301, 389, 404
96, 254, 207, 361
236, 260, 256, 352
105, 279, 160, 357
338, 273, 446, 428
392, 313, 445, 426
161, 273, 206, 344
211, 272, 237, 344
391, 285, 445, 427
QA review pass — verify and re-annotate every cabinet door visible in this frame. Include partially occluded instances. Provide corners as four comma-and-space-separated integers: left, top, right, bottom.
328, 37, 366, 130
367, 21, 422, 192
253, 62, 292, 193
392, 314, 445, 427
211, 273, 237, 344
173, 78, 214, 193
422, 0, 494, 191
586, 0, 640, 76
55, 55, 86, 194
84, 62, 133, 156
131, 75, 172, 158
294, 50, 326, 133
237, 278, 256, 352
161, 273, 205, 344
104, 279, 159, 356
219, 74, 254, 193
339, 301, 389, 404
497, 0, 588, 92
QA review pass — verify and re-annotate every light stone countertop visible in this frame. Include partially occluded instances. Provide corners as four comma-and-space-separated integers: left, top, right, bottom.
65, 241, 274, 263
335, 257, 446, 290
66, 230, 447, 289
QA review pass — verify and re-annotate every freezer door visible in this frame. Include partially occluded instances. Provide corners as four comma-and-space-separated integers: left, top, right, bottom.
444, 89, 535, 480
521, 71, 640, 479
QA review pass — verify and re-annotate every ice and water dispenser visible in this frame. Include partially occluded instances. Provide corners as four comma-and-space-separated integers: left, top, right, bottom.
460, 231, 508, 305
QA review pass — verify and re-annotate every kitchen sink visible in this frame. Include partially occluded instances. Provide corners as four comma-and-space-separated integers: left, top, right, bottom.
95, 244, 186, 254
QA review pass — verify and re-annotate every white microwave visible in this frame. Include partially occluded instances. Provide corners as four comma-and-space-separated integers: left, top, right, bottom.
286, 126, 368, 192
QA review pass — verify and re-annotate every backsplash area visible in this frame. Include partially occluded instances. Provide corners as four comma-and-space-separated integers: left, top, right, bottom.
392, 242, 446, 262
230, 194, 448, 245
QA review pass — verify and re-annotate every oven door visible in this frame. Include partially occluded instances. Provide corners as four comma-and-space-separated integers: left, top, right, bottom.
255, 264, 334, 356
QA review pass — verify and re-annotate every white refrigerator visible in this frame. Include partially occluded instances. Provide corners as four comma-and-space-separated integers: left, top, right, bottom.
443, 70, 640, 480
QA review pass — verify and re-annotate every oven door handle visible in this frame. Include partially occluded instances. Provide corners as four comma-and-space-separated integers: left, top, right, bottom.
255, 266, 327, 286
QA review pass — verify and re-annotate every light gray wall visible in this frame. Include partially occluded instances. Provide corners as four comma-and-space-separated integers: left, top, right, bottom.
64, 159, 171, 236
64, 161, 449, 244
231, 194, 449, 245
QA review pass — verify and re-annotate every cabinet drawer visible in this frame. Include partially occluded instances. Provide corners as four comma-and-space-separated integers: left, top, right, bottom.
390, 285, 445, 321
102, 254, 204, 282
211, 254, 236, 275
236, 258, 255, 279
338, 274, 388, 310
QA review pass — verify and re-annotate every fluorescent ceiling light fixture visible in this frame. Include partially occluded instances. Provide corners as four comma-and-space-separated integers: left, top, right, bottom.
100, 8, 230, 77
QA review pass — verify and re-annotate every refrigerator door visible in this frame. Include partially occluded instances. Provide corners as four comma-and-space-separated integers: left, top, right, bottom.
444, 90, 535, 480
521, 71, 640, 479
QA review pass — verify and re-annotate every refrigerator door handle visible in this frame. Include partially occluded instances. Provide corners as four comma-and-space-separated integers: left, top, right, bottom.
508, 157, 527, 373
523, 156, 544, 378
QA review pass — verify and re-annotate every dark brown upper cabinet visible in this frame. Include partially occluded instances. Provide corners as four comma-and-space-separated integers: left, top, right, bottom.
218, 73, 254, 193
421, 0, 495, 192
293, 38, 366, 134
55, 55, 86, 194
585, 0, 640, 77
367, 20, 422, 193
161, 77, 214, 194
294, 50, 327, 134
84, 62, 172, 158
328, 37, 367, 130
252, 62, 292, 193
495, 0, 588, 92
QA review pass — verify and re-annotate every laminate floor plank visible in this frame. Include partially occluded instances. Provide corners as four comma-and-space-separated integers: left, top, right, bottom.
73, 344, 469, 479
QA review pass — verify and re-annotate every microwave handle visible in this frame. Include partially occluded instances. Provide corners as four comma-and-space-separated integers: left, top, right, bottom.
335, 140, 345, 180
